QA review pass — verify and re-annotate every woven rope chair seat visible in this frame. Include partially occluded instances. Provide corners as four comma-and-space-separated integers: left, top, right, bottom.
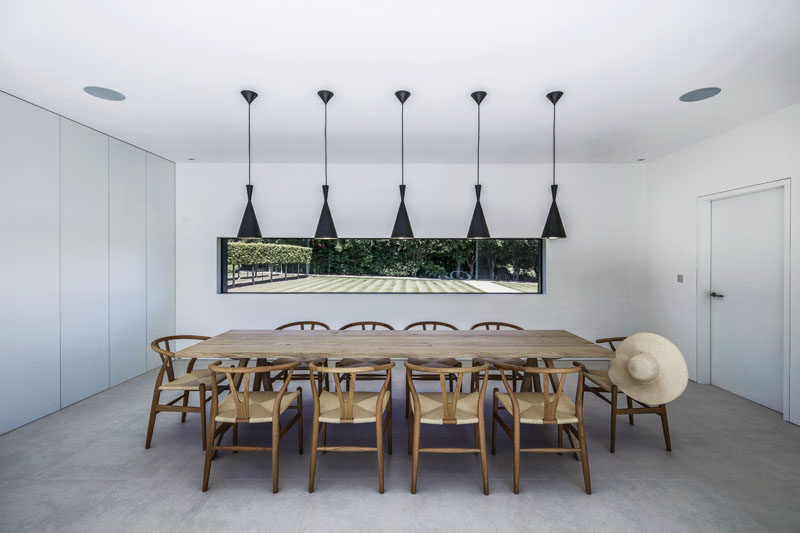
338, 357, 391, 367
496, 392, 579, 424
318, 391, 390, 423
159, 369, 225, 391
410, 392, 482, 425
408, 357, 460, 368
584, 368, 613, 392
215, 390, 300, 424
271, 356, 326, 371
474, 356, 526, 366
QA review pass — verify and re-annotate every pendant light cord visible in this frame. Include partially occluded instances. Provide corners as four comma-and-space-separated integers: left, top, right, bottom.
324, 103, 328, 186
401, 103, 405, 185
552, 102, 556, 186
247, 102, 252, 186
476, 103, 481, 185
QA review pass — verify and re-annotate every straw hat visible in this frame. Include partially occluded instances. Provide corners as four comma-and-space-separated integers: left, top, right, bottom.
608, 333, 688, 405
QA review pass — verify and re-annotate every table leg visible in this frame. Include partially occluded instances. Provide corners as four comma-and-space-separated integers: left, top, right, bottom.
521, 358, 543, 392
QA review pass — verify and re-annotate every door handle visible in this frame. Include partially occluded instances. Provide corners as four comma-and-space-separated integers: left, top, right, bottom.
710, 291, 724, 298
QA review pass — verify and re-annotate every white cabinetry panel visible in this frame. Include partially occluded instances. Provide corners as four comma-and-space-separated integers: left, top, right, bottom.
0, 93, 61, 433
146, 154, 175, 368
109, 139, 147, 385
60, 119, 109, 407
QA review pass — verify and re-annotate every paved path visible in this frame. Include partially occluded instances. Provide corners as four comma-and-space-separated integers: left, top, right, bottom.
463, 280, 520, 293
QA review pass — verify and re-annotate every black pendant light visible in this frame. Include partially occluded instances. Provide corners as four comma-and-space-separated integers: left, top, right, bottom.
542, 90, 566, 239
467, 90, 490, 239
314, 90, 338, 239
391, 90, 413, 239
236, 90, 262, 238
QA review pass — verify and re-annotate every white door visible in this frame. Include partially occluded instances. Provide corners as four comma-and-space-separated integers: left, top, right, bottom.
710, 187, 784, 411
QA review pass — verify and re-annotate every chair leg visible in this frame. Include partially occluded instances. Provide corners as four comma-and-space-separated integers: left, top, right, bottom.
491, 390, 498, 456
627, 396, 635, 424
577, 421, 592, 494
321, 423, 327, 454
512, 418, 521, 494
376, 417, 385, 494
145, 387, 161, 449
272, 422, 281, 493
478, 420, 489, 495
297, 392, 304, 455
557, 424, 563, 455
387, 399, 393, 456
232, 423, 238, 452
180, 391, 189, 423
308, 421, 320, 493
202, 434, 214, 492
199, 385, 207, 451
660, 404, 672, 451
610, 387, 618, 453
405, 376, 410, 419
411, 413, 421, 494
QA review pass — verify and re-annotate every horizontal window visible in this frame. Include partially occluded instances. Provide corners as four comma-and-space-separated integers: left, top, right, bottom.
218, 238, 543, 294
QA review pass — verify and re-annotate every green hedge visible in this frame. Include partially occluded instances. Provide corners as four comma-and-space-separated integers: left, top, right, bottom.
228, 241, 312, 266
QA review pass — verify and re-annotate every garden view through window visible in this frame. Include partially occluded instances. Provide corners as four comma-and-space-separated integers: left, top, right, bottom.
219, 238, 543, 294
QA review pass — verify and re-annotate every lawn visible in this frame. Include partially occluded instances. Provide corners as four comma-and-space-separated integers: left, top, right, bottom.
229, 275, 485, 293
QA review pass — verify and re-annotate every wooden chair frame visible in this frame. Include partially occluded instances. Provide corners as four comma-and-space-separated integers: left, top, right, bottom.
491, 362, 591, 494
307, 362, 395, 494
573, 336, 671, 453
406, 362, 491, 495
202, 360, 303, 493
256, 321, 331, 393
468, 322, 537, 393
336, 321, 395, 389
403, 321, 462, 419
146, 335, 216, 450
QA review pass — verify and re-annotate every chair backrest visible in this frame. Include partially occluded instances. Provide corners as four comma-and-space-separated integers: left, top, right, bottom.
404, 362, 490, 423
208, 360, 299, 422
340, 321, 395, 331
493, 361, 583, 423
151, 335, 210, 380
470, 321, 523, 331
596, 336, 626, 352
404, 321, 458, 331
308, 362, 395, 422
277, 321, 330, 330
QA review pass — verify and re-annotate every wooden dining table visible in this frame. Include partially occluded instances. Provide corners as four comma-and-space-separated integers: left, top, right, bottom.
175, 329, 613, 392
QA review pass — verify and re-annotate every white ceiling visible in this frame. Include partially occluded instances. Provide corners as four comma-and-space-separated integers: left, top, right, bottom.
1, 0, 799, 164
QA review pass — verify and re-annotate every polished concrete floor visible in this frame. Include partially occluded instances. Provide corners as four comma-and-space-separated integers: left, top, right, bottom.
1, 366, 799, 532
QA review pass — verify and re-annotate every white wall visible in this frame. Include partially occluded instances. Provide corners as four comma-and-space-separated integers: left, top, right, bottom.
0, 91, 176, 432
644, 103, 800, 424
176, 163, 647, 343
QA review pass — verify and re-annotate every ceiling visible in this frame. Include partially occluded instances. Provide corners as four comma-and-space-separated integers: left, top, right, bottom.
1, 0, 799, 164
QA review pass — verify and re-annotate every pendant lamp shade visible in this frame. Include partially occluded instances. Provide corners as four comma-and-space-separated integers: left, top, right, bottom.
391, 90, 414, 239
467, 91, 490, 239
542, 90, 566, 239
314, 90, 337, 239
236, 90, 262, 238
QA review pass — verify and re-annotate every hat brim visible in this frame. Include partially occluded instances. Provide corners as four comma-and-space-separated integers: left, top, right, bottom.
608, 333, 688, 405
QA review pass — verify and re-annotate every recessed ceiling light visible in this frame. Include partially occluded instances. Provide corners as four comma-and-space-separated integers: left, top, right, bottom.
679, 87, 721, 102
83, 86, 126, 101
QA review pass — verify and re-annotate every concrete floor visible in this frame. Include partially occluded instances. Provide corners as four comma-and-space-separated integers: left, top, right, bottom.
1, 367, 799, 532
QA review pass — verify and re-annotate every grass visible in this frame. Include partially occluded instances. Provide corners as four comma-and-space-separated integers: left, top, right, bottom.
229, 275, 485, 293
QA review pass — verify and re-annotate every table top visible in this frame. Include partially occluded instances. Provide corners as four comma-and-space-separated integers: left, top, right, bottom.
174, 329, 613, 360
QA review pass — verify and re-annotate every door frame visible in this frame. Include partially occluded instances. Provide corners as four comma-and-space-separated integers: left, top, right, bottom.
696, 178, 791, 419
